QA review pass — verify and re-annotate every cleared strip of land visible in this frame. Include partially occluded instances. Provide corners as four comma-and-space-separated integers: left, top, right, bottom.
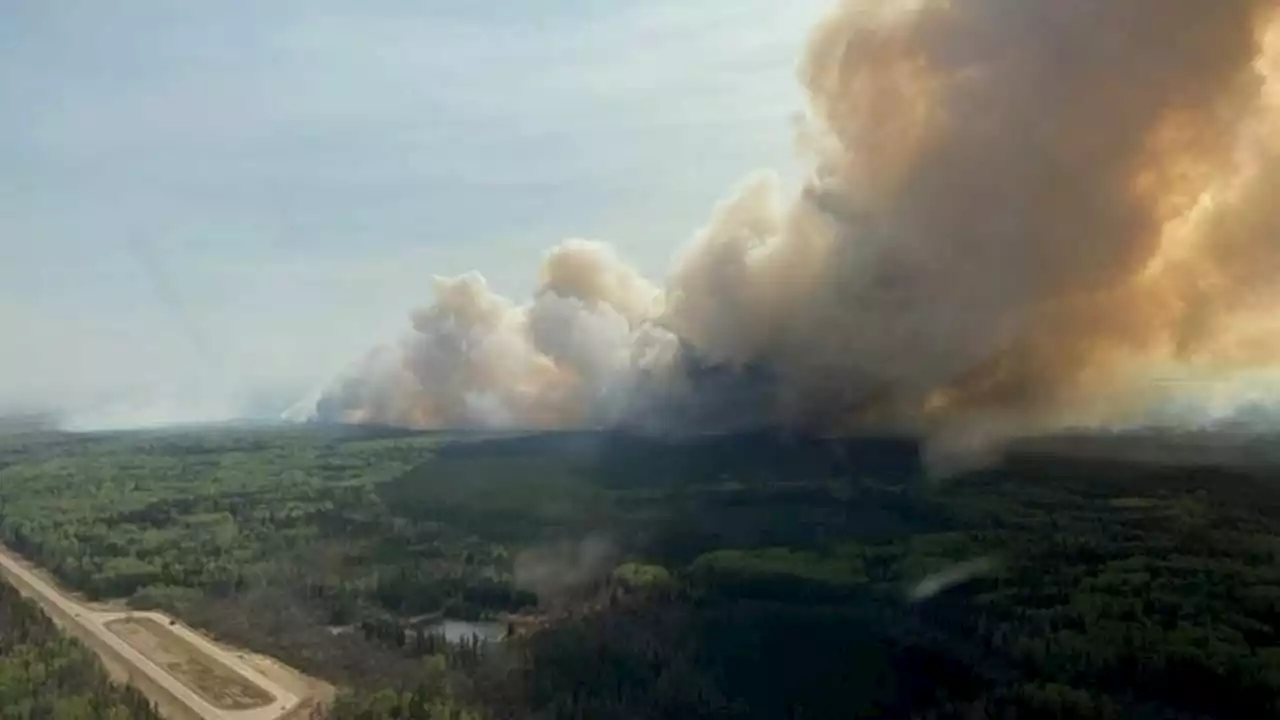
0, 544, 309, 720
108, 616, 277, 711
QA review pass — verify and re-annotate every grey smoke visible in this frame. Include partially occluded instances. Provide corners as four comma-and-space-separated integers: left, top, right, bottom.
907, 556, 1000, 603
512, 534, 618, 604
301, 0, 1280, 445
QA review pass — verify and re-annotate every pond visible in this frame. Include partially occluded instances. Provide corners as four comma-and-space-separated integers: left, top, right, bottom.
432, 619, 508, 643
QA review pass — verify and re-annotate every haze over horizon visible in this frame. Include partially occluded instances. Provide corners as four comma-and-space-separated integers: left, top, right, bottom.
4, 0, 1279, 437
2, 0, 821, 429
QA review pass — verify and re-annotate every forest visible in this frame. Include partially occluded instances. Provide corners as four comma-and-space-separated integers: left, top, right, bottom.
2, 424, 1280, 718
0, 575, 162, 719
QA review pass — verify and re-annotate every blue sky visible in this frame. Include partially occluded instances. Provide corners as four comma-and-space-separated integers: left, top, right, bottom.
1, 0, 826, 426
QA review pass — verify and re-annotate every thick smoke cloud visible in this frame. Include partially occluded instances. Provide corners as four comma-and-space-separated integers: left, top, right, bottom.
307, 0, 1280, 441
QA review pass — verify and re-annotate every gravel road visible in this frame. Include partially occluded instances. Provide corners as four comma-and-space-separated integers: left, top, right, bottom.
0, 545, 304, 720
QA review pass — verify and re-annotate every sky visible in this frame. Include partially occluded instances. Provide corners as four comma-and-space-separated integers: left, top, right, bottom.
0, 0, 827, 427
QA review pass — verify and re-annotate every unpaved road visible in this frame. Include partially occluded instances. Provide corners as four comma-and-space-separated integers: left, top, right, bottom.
0, 545, 307, 720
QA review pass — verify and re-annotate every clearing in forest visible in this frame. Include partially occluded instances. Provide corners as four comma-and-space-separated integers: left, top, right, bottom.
106, 616, 276, 711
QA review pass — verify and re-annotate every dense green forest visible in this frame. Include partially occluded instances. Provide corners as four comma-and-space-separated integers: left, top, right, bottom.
0, 576, 162, 719
2, 425, 1280, 718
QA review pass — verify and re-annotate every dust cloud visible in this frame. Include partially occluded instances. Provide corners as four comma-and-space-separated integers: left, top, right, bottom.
304, 0, 1280, 446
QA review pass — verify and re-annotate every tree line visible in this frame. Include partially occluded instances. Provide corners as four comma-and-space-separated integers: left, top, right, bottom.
0, 577, 162, 719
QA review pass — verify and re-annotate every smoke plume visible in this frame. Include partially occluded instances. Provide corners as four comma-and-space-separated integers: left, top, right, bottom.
513, 535, 619, 606
306, 0, 1280, 442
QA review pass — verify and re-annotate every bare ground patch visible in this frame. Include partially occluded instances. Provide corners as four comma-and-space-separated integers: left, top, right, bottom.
107, 616, 276, 711
182, 623, 336, 720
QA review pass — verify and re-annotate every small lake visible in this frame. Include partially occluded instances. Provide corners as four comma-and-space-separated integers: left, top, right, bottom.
432, 619, 507, 643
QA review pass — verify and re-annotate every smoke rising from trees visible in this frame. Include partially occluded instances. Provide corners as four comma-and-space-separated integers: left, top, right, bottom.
304, 0, 1280, 445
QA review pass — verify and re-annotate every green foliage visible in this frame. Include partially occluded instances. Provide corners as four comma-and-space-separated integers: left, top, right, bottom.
688, 547, 867, 600
6, 428, 1280, 718
691, 547, 865, 584
328, 684, 483, 720
0, 577, 162, 719
611, 562, 673, 590
0, 427, 525, 716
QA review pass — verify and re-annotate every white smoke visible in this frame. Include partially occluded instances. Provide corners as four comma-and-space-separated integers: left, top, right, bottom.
301, 0, 1280, 443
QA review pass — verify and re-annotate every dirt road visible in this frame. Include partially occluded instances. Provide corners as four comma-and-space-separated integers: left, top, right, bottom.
0, 546, 307, 720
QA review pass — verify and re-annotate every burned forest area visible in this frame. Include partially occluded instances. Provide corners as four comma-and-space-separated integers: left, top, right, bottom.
1, 425, 1279, 719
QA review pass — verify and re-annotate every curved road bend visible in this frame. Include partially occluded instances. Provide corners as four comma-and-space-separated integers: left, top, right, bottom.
0, 545, 302, 720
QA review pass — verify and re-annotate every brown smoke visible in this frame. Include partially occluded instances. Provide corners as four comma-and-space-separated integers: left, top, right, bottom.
309, 0, 1280, 442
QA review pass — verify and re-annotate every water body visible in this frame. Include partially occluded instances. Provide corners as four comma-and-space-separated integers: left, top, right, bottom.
433, 619, 507, 643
